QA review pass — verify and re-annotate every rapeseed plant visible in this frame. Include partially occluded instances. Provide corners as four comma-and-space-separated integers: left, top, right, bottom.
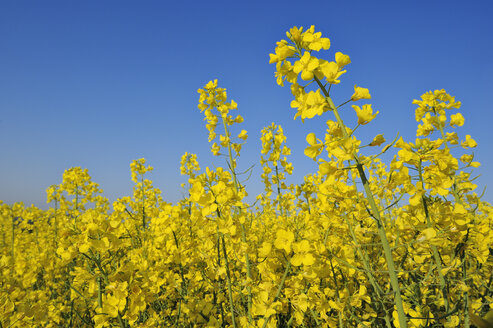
0, 25, 491, 328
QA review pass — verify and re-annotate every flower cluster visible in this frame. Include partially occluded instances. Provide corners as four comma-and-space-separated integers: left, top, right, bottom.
259, 123, 293, 212
0, 26, 491, 328
197, 79, 247, 163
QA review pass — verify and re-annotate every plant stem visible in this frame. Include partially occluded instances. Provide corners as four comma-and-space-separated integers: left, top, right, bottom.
11, 214, 15, 264
262, 258, 291, 328
314, 76, 408, 328
221, 115, 253, 322
221, 234, 237, 328
274, 163, 284, 217
97, 275, 103, 308
463, 259, 470, 328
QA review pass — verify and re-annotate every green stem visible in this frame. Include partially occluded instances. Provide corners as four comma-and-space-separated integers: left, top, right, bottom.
343, 214, 391, 320
240, 224, 253, 323
328, 256, 345, 328
262, 258, 291, 328
74, 185, 79, 229
172, 231, 188, 296
97, 275, 103, 308
221, 234, 237, 328
434, 108, 473, 326
418, 170, 450, 313
96, 253, 126, 328
141, 174, 146, 230
221, 115, 238, 188
11, 214, 15, 264
344, 170, 387, 299
221, 115, 253, 322
117, 312, 126, 328
462, 258, 470, 328
309, 308, 320, 326
53, 200, 59, 250
314, 76, 408, 328
272, 135, 284, 217
274, 164, 284, 217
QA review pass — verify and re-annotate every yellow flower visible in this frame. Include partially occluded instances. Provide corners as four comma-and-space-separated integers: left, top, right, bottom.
319, 60, 345, 84
237, 130, 248, 141
291, 240, 315, 266
287, 26, 303, 43
258, 242, 272, 258
274, 229, 294, 253
234, 115, 244, 123
269, 40, 296, 64
275, 61, 298, 86
369, 134, 385, 146
304, 133, 324, 159
204, 79, 217, 90
291, 89, 329, 121
293, 52, 319, 81
211, 142, 220, 156
461, 135, 477, 148
352, 104, 378, 125
450, 113, 465, 127
351, 85, 371, 101
335, 52, 351, 68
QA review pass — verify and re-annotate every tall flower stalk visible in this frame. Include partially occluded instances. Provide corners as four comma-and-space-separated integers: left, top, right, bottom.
270, 25, 408, 327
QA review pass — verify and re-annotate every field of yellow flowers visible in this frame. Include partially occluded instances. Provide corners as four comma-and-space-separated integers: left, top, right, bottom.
1, 26, 492, 328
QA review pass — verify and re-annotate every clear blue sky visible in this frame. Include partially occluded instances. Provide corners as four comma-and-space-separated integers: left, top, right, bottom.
1, 0, 492, 208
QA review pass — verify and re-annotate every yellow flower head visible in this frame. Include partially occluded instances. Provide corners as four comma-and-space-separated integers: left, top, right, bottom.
304, 133, 324, 159
351, 85, 371, 101
369, 134, 386, 146
237, 130, 248, 141
293, 52, 319, 81
287, 26, 304, 43
412, 89, 461, 122
335, 52, 351, 68
211, 142, 220, 156
319, 60, 345, 84
274, 229, 295, 254
130, 158, 153, 182
352, 104, 379, 125
291, 240, 315, 266
269, 40, 296, 64
461, 135, 477, 148
449, 112, 465, 127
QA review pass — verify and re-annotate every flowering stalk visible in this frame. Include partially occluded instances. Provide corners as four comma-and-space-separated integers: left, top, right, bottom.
3, 24, 492, 328
418, 162, 450, 312
269, 25, 409, 324
198, 80, 253, 322
223, 116, 254, 323
314, 76, 408, 328
411, 90, 479, 326
342, 213, 391, 326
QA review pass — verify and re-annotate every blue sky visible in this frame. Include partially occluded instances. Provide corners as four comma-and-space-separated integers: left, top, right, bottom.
1, 0, 492, 208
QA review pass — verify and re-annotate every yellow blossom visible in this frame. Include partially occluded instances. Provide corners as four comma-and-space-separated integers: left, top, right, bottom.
274, 229, 294, 253
352, 104, 378, 125
291, 240, 315, 266
304, 133, 324, 159
319, 60, 345, 84
450, 112, 465, 127
369, 134, 385, 146
238, 130, 248, 140
351, 85, 371, 101
335, 52, 351, 68
461, 135, 477, 148
293, 52, 319, 81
